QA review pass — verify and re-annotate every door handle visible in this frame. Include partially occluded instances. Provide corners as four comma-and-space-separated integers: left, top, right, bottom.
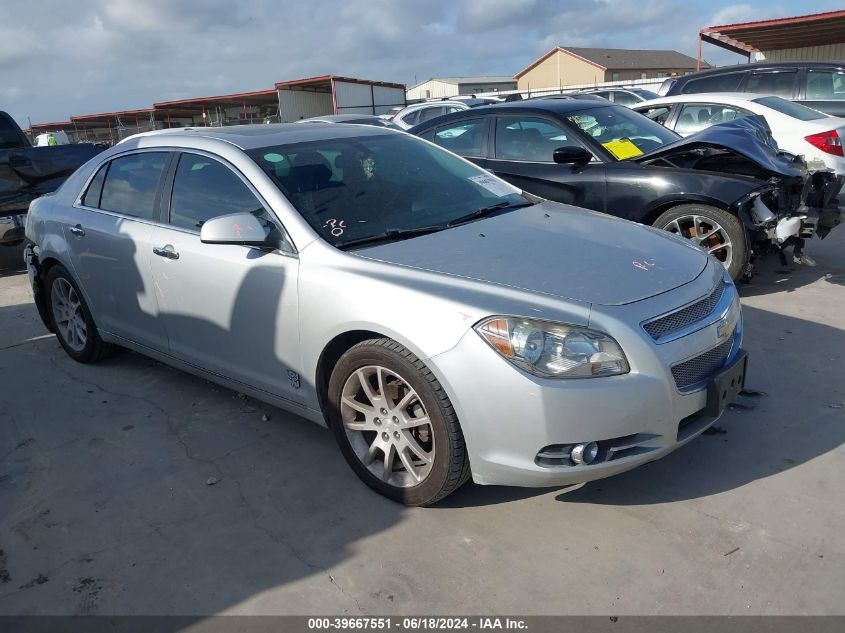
69, 224, 85, 236
153, 245, 180, 260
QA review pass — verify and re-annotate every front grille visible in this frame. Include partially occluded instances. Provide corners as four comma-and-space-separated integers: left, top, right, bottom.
644, 282, 725, 341
671, 334, 734, 390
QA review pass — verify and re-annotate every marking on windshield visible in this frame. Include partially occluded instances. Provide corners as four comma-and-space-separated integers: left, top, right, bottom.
324, 218, 346, 237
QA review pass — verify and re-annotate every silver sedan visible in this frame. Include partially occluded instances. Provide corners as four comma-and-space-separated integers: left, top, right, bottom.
24, 124, 747, 505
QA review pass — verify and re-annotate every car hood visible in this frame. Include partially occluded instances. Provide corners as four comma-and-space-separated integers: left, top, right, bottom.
635, 116, 807, 178
355, 201, 708, 306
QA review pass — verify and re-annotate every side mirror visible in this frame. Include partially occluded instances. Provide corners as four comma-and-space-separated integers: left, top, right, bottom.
553, 146, 592, 166
200, 212, 282, 249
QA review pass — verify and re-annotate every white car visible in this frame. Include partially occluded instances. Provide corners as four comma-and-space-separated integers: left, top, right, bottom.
391, 101, 470, 130
634, 93, 845, 178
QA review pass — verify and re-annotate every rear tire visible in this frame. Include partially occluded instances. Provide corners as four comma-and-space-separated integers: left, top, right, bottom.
653, 204, 747, 280
327, 338, 470, 506
44, 264, 119, 363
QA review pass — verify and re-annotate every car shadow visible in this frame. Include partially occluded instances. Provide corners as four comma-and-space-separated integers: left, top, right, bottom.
556, 303, 845, 507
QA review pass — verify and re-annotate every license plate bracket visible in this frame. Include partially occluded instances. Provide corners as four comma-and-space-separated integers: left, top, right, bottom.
704, 350, 748, 417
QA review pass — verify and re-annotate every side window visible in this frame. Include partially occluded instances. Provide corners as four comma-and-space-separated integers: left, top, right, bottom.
169, 154, 264, 231
675, 104, 751, 135
81, 163, 108, 208
99, 152, 168, 220
400, 110, 420, 126
745, 71, 796, 97
682, 72, 745, 94
639, 106, 671, 125
613, 91, 640, 106
431, 119, 486, 157
495, 116, 586, 162
806, 70, 845, 100
592, 91, 610, 100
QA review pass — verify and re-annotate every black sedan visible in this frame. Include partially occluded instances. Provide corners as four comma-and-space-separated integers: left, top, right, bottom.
410, 99, 843, 279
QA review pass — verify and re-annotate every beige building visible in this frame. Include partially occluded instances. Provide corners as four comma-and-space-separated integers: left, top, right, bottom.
515, 47, 703, 91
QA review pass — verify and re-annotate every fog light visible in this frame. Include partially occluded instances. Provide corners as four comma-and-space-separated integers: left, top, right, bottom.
570, 442, 598, 465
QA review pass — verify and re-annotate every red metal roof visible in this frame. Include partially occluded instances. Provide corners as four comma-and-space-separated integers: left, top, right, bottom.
275, 75, 405, 90
700, 10, 845, 54
154, 89, 278, 109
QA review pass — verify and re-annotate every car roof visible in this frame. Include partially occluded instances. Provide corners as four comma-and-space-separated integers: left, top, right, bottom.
636, 92, 772, 106
125, 122, 397, 150
300, 114, 381, 122
407, 99, 615, 133
672, 60, 845, 81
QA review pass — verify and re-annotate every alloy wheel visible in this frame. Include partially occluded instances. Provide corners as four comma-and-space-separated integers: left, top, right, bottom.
662, 214, 733, 270
51, 278, 87, 352
340, 365, 435, 488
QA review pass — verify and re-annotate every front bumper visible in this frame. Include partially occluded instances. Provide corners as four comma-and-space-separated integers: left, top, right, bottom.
428, 264, 746, 488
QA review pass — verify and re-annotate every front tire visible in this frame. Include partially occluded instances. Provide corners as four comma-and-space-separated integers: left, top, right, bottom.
327, 338, 470, 506
45, 264, 118, 363
653, 204, 747, 280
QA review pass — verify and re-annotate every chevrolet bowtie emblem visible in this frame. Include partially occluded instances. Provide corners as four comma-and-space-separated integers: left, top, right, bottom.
716, 317, 732, 339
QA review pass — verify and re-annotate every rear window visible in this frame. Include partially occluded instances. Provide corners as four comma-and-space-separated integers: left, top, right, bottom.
753, 96, 826, 121
681, 72, 745, 94
99, 152, 168, 220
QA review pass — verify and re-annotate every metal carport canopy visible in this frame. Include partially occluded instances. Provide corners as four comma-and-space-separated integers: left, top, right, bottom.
699, 10, 845, 59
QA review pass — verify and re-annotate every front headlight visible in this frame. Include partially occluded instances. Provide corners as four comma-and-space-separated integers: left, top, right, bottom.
474, 316, 629, 378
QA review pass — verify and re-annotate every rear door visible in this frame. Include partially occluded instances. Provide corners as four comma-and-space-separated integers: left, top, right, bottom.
66, 150, 171, 350
485, 114, 606, 210
145, 150, 303, 404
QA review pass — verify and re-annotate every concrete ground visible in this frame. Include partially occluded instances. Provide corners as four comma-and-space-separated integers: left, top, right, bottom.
0, 234, 843, 617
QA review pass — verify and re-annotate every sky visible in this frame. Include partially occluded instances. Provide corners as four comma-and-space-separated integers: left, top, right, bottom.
2, 0, 843, 127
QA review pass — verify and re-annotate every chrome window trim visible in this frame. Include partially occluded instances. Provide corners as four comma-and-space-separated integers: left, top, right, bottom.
72, 146, 298, 256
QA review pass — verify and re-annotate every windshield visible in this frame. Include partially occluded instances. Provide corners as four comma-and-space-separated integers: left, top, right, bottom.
247, 133, 530, 248
566, 105, 679, 159
752, 96, 827, 121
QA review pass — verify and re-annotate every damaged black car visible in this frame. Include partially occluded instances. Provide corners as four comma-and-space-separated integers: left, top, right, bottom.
1, 110, 103, 246
410, 100, 844, 279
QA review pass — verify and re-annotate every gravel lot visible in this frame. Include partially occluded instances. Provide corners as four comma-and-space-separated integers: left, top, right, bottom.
1, 233, 843, 616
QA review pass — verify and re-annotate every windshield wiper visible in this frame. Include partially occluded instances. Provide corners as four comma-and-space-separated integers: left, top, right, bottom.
337, 225, 447, 250
446, 200, 535, 228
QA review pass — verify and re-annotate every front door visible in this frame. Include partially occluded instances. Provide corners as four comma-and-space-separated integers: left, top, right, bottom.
146, 151, 303, 404
485, 115, 606, 211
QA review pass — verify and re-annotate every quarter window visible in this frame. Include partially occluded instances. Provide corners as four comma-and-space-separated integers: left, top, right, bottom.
639, 106, 672, 125
431, 119, 486, 157
417, 106, 447, 123
675, 104, 751, 135
495, 116, 585, 162
82, 163, 108, 208
169, 154, 264, 231
99, 152, 168, 220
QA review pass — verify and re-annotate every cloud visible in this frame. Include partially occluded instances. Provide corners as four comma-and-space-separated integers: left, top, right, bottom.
1, 0, 842, 127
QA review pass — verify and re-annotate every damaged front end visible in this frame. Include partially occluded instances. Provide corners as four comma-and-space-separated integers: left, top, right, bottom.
735, 169, 844, 267
639, 116, 844, 271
